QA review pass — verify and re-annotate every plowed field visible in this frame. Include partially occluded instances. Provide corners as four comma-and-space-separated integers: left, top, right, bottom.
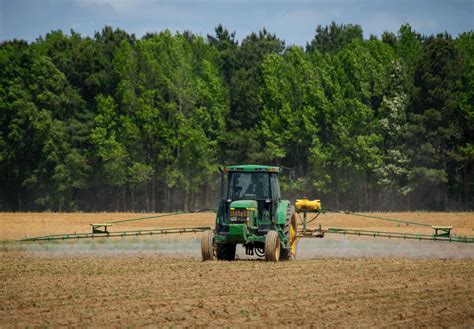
1, 212, 473, 328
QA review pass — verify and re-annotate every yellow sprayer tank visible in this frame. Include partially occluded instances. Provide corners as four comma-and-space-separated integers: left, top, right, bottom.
295, 199, 321, 212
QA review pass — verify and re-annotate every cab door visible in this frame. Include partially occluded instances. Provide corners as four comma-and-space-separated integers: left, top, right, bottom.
270, 173, 281, 220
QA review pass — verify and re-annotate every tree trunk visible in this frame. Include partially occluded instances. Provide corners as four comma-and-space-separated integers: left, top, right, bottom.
163, 179, 169, 212
464, 164, 469, 210
122, 187, 126, 212
442, 159, 448, 210
364, 179, 368, 211
151, 174, 156, 212
116, 189, 120, 212
183, 189, 188, 212
145, 183, 150, 212
204, 183, 209, 209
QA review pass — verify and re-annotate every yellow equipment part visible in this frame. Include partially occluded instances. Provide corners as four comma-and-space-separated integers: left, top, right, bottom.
289, 223, 297, 256
295, 198, 321, 211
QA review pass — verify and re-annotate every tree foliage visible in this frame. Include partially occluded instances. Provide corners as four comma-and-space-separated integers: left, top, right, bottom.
0, 24, 472, 211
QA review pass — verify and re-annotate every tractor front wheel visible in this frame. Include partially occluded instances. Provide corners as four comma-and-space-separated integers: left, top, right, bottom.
201, 230, 215, 261
265, 230, 280, 262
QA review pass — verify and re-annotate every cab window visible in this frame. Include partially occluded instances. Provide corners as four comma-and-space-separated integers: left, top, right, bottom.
271, 173, 281, 200
227, 172, 270, 200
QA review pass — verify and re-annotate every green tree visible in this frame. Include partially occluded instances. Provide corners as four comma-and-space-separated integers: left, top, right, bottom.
395, 24, 423, 80
222, 29, 285, 163
0, 25, 472, 212
0, 40, 89, 210
403, 34, 464, 209
306, 22, 363, 54
207, 24, 239, 86
452, 31, 474, 208
135, 31, 227, 210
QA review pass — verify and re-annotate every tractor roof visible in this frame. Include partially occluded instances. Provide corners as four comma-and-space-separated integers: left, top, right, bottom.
224, 164, 280, 173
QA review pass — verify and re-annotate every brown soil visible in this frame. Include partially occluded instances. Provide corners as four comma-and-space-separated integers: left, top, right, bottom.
1, 253, 473, 328
0, 212, 214, 240
1, 212, 473, 327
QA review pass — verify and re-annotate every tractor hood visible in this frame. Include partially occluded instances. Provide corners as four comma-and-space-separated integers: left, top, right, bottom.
230, 200, 258, 209
227, 199, 257, 244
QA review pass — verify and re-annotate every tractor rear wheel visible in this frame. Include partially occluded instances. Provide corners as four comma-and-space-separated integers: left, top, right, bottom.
201, 230, 215, 261
265, 230, 280, 262
216, 243, 236, 260
280, 206, 298, 260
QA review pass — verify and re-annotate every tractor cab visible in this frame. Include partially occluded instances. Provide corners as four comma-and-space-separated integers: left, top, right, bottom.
219, 165, 280, 227
226, 165, 280, 219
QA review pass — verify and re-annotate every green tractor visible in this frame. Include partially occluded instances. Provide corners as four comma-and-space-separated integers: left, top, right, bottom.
201, 165, 298, 262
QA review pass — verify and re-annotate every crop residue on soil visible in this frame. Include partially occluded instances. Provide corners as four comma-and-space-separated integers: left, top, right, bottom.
1, 212, 473, 327
1, 253, 473, 328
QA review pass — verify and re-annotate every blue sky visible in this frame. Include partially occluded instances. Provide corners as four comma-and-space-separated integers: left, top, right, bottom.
1, 0, 473, 45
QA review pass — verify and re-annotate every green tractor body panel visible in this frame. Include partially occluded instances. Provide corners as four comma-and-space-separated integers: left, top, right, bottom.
213, 164, 293, 260
225, 164, 280, 172
227, 224, 248, 243
275, 200, 291, 225
230, 199, 258, 209
227, 199, 257, 243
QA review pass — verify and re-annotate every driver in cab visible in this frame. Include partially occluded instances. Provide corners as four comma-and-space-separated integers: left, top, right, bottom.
245, 174, 264, 199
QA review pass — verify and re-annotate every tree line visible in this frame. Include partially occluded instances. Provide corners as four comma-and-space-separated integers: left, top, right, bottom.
0, 23, 472, 212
